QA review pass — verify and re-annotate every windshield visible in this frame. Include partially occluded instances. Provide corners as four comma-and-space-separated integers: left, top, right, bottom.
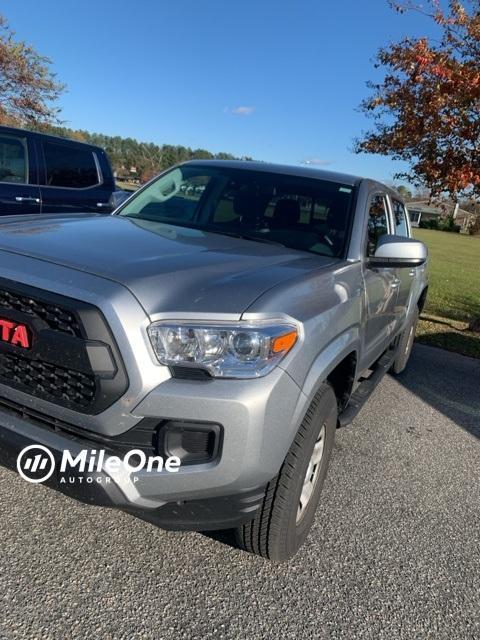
117, 165, 356, 258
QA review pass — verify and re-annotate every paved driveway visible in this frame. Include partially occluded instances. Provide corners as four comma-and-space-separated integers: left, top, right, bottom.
0, 344, 479, 640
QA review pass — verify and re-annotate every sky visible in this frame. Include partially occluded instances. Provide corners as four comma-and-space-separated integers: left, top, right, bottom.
3, 0, 439, 184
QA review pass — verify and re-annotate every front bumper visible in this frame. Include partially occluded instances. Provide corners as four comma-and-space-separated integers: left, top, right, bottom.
0, 421, 265, 530
0, 252, 308, 531
0, 367, 305, 530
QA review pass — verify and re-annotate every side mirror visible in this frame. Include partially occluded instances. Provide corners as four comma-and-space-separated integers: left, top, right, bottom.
369, 234, 428, 268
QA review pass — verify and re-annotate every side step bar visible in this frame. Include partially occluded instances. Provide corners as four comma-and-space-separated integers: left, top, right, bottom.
338, 349, 396, 427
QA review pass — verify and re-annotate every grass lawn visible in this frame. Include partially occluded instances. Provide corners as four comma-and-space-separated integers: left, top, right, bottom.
412, 229, 480, 358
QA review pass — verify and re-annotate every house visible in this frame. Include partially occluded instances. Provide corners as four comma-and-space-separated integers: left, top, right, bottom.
407, 200, 474, 229
407, 202, 442, 227
454, 208, 476, 229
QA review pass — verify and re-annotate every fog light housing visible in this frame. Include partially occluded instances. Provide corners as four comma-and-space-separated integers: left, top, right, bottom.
160, 421, 222, 464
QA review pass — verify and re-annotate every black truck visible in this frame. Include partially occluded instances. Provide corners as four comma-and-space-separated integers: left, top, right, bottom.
0, 126, 126, 215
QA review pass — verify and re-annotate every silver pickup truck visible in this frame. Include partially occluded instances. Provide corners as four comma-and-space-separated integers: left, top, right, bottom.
0, 161, 427, 561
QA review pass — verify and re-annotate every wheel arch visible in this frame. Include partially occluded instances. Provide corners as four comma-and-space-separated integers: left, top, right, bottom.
327, 351, 357, 412
289, 328, 360, 435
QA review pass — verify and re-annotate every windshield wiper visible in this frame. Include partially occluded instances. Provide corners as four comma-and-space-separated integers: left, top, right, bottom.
123, 217, 286, 247
206, 229, 285, 247
123, 215, 201, 228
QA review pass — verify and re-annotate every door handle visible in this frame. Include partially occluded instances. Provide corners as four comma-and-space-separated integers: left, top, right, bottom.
409, 269, 416, 277
96, 202, 110, 208
15, 196, 40, 204
391, 278, 401, 288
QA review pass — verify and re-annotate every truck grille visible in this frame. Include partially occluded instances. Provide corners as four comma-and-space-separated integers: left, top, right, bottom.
0, 278, 128, 414
0, 288, 82, 338
0, 352, 96, 409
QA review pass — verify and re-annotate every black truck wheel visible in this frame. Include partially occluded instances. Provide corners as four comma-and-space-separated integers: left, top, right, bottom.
234, 383, 337, 562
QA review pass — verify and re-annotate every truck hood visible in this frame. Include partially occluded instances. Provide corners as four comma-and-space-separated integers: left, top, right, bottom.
0, 214, 338, 316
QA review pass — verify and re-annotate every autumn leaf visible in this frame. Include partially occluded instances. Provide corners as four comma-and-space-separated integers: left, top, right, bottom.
0, 14, 65, 127
356, 1, 480, 199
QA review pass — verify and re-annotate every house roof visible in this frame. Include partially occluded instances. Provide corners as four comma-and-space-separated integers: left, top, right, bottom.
407, 200, 471, 218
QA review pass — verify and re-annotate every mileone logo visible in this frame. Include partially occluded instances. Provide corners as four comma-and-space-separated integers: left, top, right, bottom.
17, 445, 181, 485
0, 317, 31, 349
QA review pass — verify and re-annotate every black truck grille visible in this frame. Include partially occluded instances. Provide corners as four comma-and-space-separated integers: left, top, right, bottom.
0, 288, 82, 337
0, 352, 96, 409
0, 279, 128, 414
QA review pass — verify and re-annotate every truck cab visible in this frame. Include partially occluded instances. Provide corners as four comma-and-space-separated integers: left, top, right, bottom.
0, 126, 117, 215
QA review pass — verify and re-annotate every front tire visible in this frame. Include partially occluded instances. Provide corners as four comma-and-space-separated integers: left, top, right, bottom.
234, 383, 337, 562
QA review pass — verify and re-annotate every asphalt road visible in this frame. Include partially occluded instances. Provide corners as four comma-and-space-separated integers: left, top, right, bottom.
0, 344, 479, 640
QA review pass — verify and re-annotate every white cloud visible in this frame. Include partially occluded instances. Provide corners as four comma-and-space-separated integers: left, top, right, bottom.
301, 158, 331, 166
227, 106, 255, 116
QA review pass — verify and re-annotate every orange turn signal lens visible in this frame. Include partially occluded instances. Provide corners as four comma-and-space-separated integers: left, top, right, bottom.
271, 330, 298, 354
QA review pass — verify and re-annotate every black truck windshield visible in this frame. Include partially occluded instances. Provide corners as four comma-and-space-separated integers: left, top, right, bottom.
118, 165, 356, 258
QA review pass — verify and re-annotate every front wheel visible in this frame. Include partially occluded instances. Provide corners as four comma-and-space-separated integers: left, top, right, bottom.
234, 383, 337, 562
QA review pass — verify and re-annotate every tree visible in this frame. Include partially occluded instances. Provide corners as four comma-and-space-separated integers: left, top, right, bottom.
32, 122, 243, 183
356, 1, 480, 199
0, 15, 64, 126
395, 185, 413, 199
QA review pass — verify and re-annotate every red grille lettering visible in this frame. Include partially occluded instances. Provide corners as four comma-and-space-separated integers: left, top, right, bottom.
0, 318, 31, 349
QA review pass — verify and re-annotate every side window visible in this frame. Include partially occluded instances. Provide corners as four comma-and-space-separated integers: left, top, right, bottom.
43, 142, 99, 188
366, 194, 389, 256
392, 199, 409, 237
0, 135, 28, 184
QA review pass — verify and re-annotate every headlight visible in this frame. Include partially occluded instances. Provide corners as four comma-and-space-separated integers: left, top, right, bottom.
147, 321, 299, 378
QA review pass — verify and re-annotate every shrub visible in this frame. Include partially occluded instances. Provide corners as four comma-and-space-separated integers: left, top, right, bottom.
418, 217, 460, 232
419, 218, 439, 230
439, 216, 462, 233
